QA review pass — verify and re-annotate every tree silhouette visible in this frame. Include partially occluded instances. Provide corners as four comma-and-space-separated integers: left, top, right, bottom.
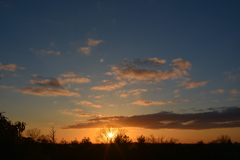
136, 135, 146, 144
0, 112, 26, 144
49, 127, 57, 144
25, 128, 41, 141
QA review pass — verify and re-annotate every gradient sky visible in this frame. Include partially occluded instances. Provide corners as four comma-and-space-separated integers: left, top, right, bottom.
1, 0, 240, 143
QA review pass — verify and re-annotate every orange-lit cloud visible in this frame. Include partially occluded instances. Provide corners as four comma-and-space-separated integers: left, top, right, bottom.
0, 85, 15, 89
0, 63, 26, 71
87, 38, 104, 46
230, 89, 240, 94
168, 100, 181, 104
76, 113, 101, 117
117, 89, 148, 97
132, 100, 167, 106
29, 48, 60, 55
91, 81, 127, 91
180, 79, 208, 89
172, 58, 191, 70
72, 100, 102, 108
109, 65, 188, 82
16, 87, 80, 97
212, 100, 219, 102
60, 72, 79, 77
72, 109, 83, 112
210, 89, 225, 93
59, 78, 91, 84
78, 47, 91, 54
228, 98, 238, 101
63, 106, 240, 130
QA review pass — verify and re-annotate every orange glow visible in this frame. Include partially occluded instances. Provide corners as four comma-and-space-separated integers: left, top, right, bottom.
107, 132, 114, 138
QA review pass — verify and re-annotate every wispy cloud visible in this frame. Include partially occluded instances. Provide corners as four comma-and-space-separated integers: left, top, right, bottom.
0, 63, 26, 71
171, 58, 191, 70
59, 78, 91, 84
87, 38, 104, 46
29, 48, 60, 55
72, 100, 102, 108
210, 89, 225, 93
132, 100, 167, 106
0, 85, 15, 89
228, 98, 239, 101
63, 106, 240, 130
180, 79, 208, 89
29, 79, 62, 88
116, 89, 148, 97
16, 87, 80, 97
78, 47, 91, 54
230, 89, 240, 94
78, 38, 104, 54
60, 72, 79, 77
91, 81, 127, 91
131, 57, 166, 66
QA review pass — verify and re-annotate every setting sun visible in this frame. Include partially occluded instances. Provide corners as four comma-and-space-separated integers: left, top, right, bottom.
108, 133, 114, 138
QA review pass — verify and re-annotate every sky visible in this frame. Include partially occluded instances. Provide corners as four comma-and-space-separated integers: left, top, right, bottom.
0, 0, 240, 143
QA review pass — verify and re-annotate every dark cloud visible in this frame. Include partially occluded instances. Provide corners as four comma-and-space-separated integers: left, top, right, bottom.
63, 106, 240, 130
29, 79, 62, 88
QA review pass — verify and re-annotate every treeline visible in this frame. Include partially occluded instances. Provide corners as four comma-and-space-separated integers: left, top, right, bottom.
1, 113, 240, 160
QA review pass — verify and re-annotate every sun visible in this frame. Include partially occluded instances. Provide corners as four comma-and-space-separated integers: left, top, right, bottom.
108, 133, 114, 138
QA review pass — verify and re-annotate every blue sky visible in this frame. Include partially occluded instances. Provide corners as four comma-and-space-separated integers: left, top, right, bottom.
0, 0, 240, 143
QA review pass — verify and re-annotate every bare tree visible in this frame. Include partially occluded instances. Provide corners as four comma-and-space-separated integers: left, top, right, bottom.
25, 128, 41, 141
49, 127, 57, 144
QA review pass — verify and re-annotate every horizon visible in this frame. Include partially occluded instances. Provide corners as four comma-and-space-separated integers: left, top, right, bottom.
0, 0, 240, 144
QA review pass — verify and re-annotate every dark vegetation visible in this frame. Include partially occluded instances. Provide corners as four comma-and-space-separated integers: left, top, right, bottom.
1, 113, 240, 160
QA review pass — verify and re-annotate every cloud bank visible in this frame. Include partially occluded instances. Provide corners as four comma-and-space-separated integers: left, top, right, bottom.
63, 106, 240, 130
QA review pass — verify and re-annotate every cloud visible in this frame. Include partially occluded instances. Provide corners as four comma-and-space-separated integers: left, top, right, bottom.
0, 85, 15, 89
210, 89, 225, 93
60, 72, 79, 77
117, 89, 148, 97
174, 90, 179, 94
0, 63, 26, 71
132, 100, 167, 106
87, 38, 104, 46
228, 98, 238, 101
72, 100, 102, 108
168, 100, 181, 104
180, 79, 208, 89
29, 48, 60, 55
91, 81, 127, 91
131, 58, 166, 66
230, 89, 240, 94
72, 109, 83, 112
31, 74, 44, 78
63, 106, 240, 130
16, 87, 80, 97
100, 58, 104, 62
59, 78, 91, 84
76, 113, 101, 117
78, 47, 91, 54
78, 38, 104, 54
29, 79, 62, 88
171, 58, 191, 70
212, 100, 219, 102
109, 65, 188, 82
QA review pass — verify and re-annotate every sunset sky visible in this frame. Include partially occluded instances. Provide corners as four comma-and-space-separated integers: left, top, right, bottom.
1, 0, 240, 143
